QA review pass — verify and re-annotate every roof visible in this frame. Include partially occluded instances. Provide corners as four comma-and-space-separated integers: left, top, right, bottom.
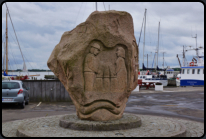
166, 69, 174, 71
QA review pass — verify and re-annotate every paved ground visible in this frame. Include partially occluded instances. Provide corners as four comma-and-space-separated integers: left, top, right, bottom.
1, 86, 204, 137
2, 86, 204, 123
127, 86, 204, 123
3, 114, 204, 137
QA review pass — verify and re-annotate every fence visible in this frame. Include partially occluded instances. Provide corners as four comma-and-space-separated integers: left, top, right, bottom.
22, 80, 72, 102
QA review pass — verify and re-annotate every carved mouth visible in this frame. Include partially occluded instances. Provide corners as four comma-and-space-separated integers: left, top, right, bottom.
78, 99, 127, 115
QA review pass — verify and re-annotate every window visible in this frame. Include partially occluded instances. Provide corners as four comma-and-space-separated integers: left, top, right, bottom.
197, 69, 200, 74
203, 69, 204, 74
22, 83, 26, 89
187, 69, 190, 74
143, 76, 145, 79
2, 82, 20, 89
182, 69, 185, 74
140, 76, 142, 79
192, 69, 195, 74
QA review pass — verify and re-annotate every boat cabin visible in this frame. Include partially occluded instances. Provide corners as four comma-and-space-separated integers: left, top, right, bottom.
180, 66, 204, 86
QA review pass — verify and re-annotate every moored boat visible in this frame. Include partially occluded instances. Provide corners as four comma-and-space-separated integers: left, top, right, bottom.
180, 56, 204, 86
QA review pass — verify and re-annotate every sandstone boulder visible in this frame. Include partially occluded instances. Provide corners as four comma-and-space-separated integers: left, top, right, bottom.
47, 10, 139, 121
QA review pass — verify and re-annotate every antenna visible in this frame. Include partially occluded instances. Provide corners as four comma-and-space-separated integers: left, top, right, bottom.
192, 34, 198, 56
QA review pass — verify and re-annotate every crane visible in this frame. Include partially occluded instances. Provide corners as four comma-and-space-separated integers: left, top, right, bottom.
176, 54, 181, 68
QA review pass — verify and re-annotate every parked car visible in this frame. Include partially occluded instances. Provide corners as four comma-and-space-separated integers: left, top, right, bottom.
2, 80, 30, 108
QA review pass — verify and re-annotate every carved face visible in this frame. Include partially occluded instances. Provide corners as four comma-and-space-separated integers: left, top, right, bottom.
116, 48, 120, 57
93, 48, 100, 56
116, 47, 125, 58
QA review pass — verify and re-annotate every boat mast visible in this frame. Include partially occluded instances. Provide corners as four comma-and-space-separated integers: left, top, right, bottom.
157, 21, 160, 68
162, 52, 166, 68
6, 9, 8, 75
143, 8, 147, 67
3, 42, 6, 71
183, 45, 185, 67
5, 3, 26, 73
192, 34, 198, 56
96, 2, 97, 11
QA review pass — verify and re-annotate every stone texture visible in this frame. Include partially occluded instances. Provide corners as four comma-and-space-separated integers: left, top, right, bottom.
3, 114, 202, 137
59, 113, 141, 131
47, 10, 139, 121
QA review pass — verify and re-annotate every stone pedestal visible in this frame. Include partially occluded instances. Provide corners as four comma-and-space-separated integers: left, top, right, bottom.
59, 114, 141, 131
14, 114, 190, 137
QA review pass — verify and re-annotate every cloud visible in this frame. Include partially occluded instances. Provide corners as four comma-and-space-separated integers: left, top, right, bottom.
2, 2, 204, 70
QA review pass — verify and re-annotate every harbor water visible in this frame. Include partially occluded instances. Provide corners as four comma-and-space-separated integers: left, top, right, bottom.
7, 71, 55, 80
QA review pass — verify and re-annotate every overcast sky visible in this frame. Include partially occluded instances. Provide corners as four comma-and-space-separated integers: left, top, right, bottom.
2, 2, 204, 70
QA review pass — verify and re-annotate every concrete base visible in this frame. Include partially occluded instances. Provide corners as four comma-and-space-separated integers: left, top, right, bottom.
155, 85, 163, 91
59, 114, 141, 131
9, 114, 192, 137
133, 85, 139, 92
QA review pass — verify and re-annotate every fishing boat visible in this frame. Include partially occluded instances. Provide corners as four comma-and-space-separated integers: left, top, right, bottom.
180, 56, 204, 86
177, 34, 204, 86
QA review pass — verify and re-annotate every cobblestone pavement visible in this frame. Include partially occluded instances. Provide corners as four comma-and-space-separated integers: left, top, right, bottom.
2, 113, 204, 137
2, 86, 204, 137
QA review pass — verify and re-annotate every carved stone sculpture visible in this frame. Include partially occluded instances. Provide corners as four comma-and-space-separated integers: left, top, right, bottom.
47, 10, 139, 121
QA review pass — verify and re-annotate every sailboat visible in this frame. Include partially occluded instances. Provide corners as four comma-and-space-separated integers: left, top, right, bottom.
2, 4, 40, 80
137, 9, 168, 86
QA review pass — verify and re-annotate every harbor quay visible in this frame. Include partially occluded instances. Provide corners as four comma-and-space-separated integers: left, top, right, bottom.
2, 86, 204, 137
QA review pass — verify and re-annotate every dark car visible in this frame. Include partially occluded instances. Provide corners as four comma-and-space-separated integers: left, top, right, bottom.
2, 80, 30, 108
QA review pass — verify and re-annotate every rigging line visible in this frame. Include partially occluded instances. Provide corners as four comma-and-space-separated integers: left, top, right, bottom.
147, 13, 154, 46
137, 14, 145, 47
12, 35, 33, 74
5, 3, 26, 66
74, 2, 83, 27
8, 30, 18, 45
2, 33, 6, 45
8, 30, 29, 71
7, 52, 13, 71
103, 2, 106, 11
23, 53, 37, 73
2, 32, 5, 42
8, 39, 19, 70
13, 31, 38, 74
